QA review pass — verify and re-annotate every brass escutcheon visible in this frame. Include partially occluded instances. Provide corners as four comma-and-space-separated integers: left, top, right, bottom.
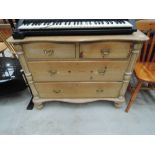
43, 49, 54, 56
49, 70, 57, 76
97, 66, 107, 75
100, 48, 110, 57
53, 89, 63, 94
96, 89, 104, 93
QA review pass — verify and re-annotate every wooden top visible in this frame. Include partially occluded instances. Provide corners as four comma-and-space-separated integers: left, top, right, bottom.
7, 30, 149, 43
135, 62, 155, 82
136, 20, 155, 31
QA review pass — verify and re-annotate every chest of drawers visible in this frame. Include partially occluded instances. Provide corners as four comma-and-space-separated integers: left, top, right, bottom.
8, 31, 148, 109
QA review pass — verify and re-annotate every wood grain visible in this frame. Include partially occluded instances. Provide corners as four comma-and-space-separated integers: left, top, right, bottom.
125, 20, 155, 112
27, 60, 129, 82
9, 31, 148, 109
135, 63, 155, 82
80, 42, 131, 59
22, 42, 76, 59
35, 82, 122, 98
7, 30, 149, 43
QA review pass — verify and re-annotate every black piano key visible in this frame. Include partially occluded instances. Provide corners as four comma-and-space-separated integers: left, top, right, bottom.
115, 20, 119, 24
118, 20, 123, 24
122, 20, 125, 24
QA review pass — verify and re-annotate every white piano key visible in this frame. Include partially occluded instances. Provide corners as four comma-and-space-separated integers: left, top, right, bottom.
18, 20, 133, 30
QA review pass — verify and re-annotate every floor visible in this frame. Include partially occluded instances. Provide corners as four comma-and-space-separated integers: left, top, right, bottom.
0, 50, 155, 135
0, 87, 155, 135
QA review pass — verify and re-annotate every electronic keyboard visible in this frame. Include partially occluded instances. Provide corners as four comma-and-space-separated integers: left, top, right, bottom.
13, 19, 137, 39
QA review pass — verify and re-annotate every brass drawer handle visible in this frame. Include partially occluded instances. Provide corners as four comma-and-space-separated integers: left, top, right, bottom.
96, 89, 104, 93
43, 49, 54, 56
97, 66, 107, 75
49, 70, 57, 76
100, 49, 110, 57
53, 89, 63, 94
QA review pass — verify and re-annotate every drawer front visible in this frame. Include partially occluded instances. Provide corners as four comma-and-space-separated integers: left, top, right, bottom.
28, 60, 128, 82
35, 82, 122, 98
22, 42, 76, 59
80, 42, 131, 59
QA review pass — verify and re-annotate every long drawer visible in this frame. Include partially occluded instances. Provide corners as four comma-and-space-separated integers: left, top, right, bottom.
35, 82, 122, 98
28, 60, 128, 82
22, 42, 76, 59
80, 41, 131, 59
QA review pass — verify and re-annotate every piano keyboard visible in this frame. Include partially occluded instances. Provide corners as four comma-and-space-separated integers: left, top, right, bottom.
18, 20, 133, 30
13, 19, 137, 39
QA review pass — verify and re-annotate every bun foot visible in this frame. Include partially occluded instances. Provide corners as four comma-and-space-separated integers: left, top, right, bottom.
114, 102, 123, 108
34, 103, 44, 110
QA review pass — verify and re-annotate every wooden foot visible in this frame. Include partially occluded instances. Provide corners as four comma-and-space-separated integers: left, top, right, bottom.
34, 103, 44, 110
114, 102, 123, 108
33, 97, 44, 110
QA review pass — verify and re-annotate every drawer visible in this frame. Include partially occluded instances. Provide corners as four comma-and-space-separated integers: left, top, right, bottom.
80, 42, 132, 59
28, 60, 128, 82
35, 82, 122, 98
22, 42, 76, 59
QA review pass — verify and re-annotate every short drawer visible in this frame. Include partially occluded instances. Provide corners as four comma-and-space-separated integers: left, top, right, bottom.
28, 60, 128, 82
35, 82, 122, 98
80, 42, 132, 59
22, 42, 76, 59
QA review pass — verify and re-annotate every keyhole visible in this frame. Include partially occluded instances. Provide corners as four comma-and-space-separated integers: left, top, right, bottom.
90, 70, 93, 73
68, 70, 71, 73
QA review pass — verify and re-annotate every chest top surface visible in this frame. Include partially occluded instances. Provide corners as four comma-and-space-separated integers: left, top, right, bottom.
8, 30, 149, 44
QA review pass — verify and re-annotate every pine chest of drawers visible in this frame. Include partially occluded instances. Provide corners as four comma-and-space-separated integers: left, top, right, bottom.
8, 31, 148, 109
